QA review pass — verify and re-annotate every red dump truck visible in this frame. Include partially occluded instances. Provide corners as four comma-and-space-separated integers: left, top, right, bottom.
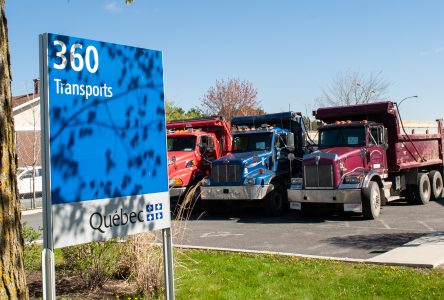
167, 116, 231, 200
288, 101, 444, 219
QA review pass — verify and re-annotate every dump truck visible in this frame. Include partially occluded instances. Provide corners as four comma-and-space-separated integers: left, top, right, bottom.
288, 101, 444, 219
167, 116, 231, 200
200, 112, 309, 216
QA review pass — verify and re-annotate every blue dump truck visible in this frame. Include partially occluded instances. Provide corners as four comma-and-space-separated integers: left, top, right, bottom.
200, 112, 309, 216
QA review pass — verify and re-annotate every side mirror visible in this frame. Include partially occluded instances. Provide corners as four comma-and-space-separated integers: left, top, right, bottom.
383, 127, 388, 144
301, 131, 307, 148
286, 133, 295, 152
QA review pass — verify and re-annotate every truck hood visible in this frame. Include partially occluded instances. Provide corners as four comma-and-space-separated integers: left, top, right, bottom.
168, 151, 197, 172
215, 151, 271, 166
304, 147, 365, 188
317, 147, 363, 161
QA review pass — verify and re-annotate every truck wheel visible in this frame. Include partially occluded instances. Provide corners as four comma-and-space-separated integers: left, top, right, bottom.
428, 170, 443, 201
263, 183, 286, 217
362, 181, 381, 220
409, 173, 431, 205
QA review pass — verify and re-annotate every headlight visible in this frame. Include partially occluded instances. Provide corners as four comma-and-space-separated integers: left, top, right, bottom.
343, 176, 361, 184
169, 178, 183, 187
244, 177, 255, 185
291, 178, 303, 185
185, 160, 195, 168
201, 178, 210, 186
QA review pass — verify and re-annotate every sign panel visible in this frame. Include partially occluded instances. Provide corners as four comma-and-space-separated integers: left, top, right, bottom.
41, 33, 170, 248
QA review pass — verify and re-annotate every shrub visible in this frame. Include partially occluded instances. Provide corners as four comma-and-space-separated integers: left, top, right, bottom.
22, 221, 42, 271
61, 240, 124, 288
120, 233, 164, 299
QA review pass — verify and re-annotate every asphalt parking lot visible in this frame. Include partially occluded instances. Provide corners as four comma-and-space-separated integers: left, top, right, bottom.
174, 198, 444, 259
22, 197, 444, 260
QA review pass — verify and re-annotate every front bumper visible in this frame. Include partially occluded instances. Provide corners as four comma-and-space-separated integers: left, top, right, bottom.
288, 189, 363, 212
288, 188, 362, 204
200, 185, 270, 200
169, 187, 187, 198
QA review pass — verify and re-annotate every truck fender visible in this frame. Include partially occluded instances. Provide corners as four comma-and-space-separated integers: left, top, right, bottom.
362, 171, 383, 189
266, 176, 288, 198
264, 175, 276, 189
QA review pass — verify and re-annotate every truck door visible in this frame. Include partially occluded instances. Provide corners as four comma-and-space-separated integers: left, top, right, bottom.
199, 135, 217, 170
368, 126, 388, 175
275, 133, 290, 176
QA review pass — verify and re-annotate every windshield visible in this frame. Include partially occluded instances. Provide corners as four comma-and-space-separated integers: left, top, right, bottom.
232, 132, 273, 152
319, 126, 366, 147
167, 136, 197, 152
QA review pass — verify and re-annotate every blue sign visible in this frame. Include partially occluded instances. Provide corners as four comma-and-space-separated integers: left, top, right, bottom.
41, 33, 170, 248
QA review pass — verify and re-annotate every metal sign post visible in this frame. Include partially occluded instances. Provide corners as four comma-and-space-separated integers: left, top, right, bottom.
163, 228, 175, 300
39, 33, 56, 300
39, 33, 173, 299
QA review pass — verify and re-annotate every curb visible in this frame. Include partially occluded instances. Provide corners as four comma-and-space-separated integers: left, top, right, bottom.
22, 208, 42, 216
26, 240, 443, 269
173, 244, 444, 269
173, 244, 366, 263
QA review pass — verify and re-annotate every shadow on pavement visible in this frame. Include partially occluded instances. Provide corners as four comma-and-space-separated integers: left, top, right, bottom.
174, 194, 444, 225
436, 197, 444, 207
174, 201, 368, 225
322, 232, 427, 252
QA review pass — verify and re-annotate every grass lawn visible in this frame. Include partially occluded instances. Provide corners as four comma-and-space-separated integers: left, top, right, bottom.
24, 245, 444, 299
175, 250, 444, 300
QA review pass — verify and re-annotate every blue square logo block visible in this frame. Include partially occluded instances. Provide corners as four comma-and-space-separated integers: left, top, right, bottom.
146, 204, 154, 212
155, 203, 163, 211
156, 212, 163, 220
147, 214, 155, 221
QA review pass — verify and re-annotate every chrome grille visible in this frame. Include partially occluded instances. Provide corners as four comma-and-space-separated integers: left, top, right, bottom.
211, 164, 242, 184
304, 164, 333, 188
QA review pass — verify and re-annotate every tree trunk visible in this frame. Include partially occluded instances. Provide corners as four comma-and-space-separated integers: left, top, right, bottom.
0, 0, 29, 299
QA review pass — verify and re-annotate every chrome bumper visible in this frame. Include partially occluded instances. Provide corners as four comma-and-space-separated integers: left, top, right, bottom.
200, 185, 270, 200
288, 189, 362, 204
169, 187, 187, 198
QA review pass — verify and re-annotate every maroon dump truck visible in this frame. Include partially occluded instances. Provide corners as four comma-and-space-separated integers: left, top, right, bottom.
288, 101, 444, 219
167, 116, 231, 200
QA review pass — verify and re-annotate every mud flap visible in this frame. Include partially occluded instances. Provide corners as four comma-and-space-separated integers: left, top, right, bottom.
290, 202, 301, 210
344, 203, 362, 212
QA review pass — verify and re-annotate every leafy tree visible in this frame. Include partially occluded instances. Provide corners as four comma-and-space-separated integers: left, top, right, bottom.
200, 78, 264, 121
0, 0, 29, 298
165, 100, 203, 121
317, 71, 390, 107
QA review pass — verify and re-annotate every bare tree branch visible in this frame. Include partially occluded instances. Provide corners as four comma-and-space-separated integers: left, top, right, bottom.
318, 71, 390, 107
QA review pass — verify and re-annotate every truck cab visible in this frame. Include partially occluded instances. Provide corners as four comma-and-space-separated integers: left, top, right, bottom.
200, 112, 308, 216
289, 101, 444, 219
167, 116, 231, 200
290, 121, 388, 215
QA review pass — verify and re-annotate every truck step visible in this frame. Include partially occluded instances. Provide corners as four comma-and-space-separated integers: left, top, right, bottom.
387, 195, 401, 202
383, 182, 392, 189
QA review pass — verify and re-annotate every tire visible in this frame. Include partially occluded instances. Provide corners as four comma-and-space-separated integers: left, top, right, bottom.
362, 181, 381, 219
263, 183, 286, 217
408, 173, 431, 205
428, 170, 443, 201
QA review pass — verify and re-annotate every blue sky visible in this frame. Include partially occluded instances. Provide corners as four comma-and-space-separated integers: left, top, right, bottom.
6, 0, 444, 120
